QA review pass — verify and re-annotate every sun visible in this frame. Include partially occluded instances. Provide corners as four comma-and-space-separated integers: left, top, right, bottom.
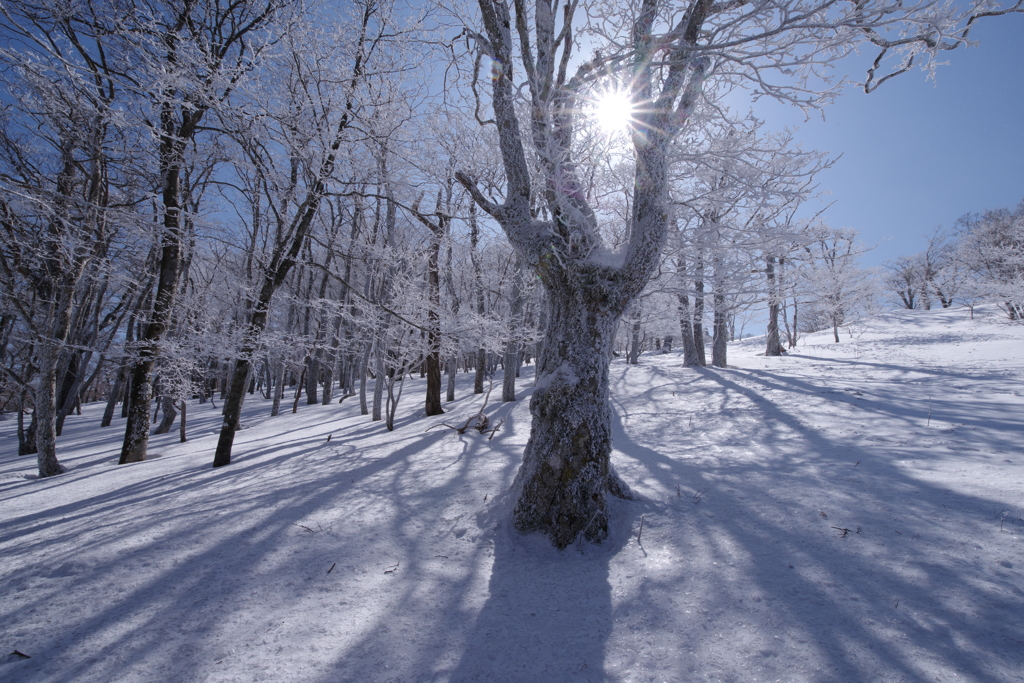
593, 89, 634, 133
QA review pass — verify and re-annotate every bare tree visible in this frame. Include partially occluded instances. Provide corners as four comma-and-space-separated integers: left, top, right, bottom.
119, 0, 286, 465
0, 1, 147, 476
955, 201, 1024, 319
455, 0, 1020, 547
213, 0, 408, 466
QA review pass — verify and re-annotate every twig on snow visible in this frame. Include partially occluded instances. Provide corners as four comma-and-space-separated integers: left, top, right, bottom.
433, 379, 496, 435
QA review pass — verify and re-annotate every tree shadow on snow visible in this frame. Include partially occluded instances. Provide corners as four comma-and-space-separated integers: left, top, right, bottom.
444, 499, 632, 683
604, 362, 1023, 683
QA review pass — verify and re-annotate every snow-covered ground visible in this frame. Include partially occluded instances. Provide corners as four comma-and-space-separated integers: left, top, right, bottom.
2, 306, 1022, 683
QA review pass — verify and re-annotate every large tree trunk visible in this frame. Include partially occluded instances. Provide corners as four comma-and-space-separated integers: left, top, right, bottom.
510, 286, 631, 547
461, 0, 709, 548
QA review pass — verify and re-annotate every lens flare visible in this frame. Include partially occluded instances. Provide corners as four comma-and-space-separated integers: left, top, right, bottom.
593, 90, 634, 133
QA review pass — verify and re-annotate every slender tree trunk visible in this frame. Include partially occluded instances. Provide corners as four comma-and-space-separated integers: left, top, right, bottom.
153, 395, 178, 434
18, 396, 37, 456
712, 292, 728, 368
502, 255, 525, 401
321, 353, 334, 406
121, 374, 131, 418
54, 351, 81, 437
470, 204, 487, 395
101, 367, 125, 427
292, 366, 306, 414
179, 400, 187, 442
765, 256, 784, 356
305, 355, 319, 406
372, 343, 384, 421
120, 143, 187, 464
215, 355, 253, 464
676, 292, 700, 366
501, 344, 518, 400
446, 355, 457, 402
474, 347, 486, 394
359, 342, 371, 415
384, 361, 407, 432
271, 360, 285, 417
627, 309, 642, 364
693, 253, 707, 366
32, 344, 65, 476
791, 300, 800, 348
425, 232, 444, 415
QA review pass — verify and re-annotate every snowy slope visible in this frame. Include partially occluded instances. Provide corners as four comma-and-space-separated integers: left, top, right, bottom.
2, 305, 1022, 683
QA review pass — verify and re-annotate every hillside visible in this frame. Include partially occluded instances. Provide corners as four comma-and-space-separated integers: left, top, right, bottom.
2, 305, 1022, 683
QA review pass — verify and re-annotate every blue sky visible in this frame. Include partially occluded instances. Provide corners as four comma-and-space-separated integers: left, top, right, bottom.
747, 14, 1024, 267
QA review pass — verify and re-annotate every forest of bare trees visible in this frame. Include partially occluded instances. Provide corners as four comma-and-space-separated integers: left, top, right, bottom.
1, 0, 1021, 546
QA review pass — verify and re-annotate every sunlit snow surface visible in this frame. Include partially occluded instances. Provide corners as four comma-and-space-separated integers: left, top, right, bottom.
2, 306, 1022, 682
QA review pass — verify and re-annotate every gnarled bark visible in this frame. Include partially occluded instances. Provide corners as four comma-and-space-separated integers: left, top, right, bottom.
510, 275, 632, 546
462, 0, 710, 547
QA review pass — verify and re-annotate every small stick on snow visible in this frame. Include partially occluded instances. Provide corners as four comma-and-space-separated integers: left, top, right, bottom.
327, 563, 336, 573
637, 515, 645, 544
384, 561, 400, 574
